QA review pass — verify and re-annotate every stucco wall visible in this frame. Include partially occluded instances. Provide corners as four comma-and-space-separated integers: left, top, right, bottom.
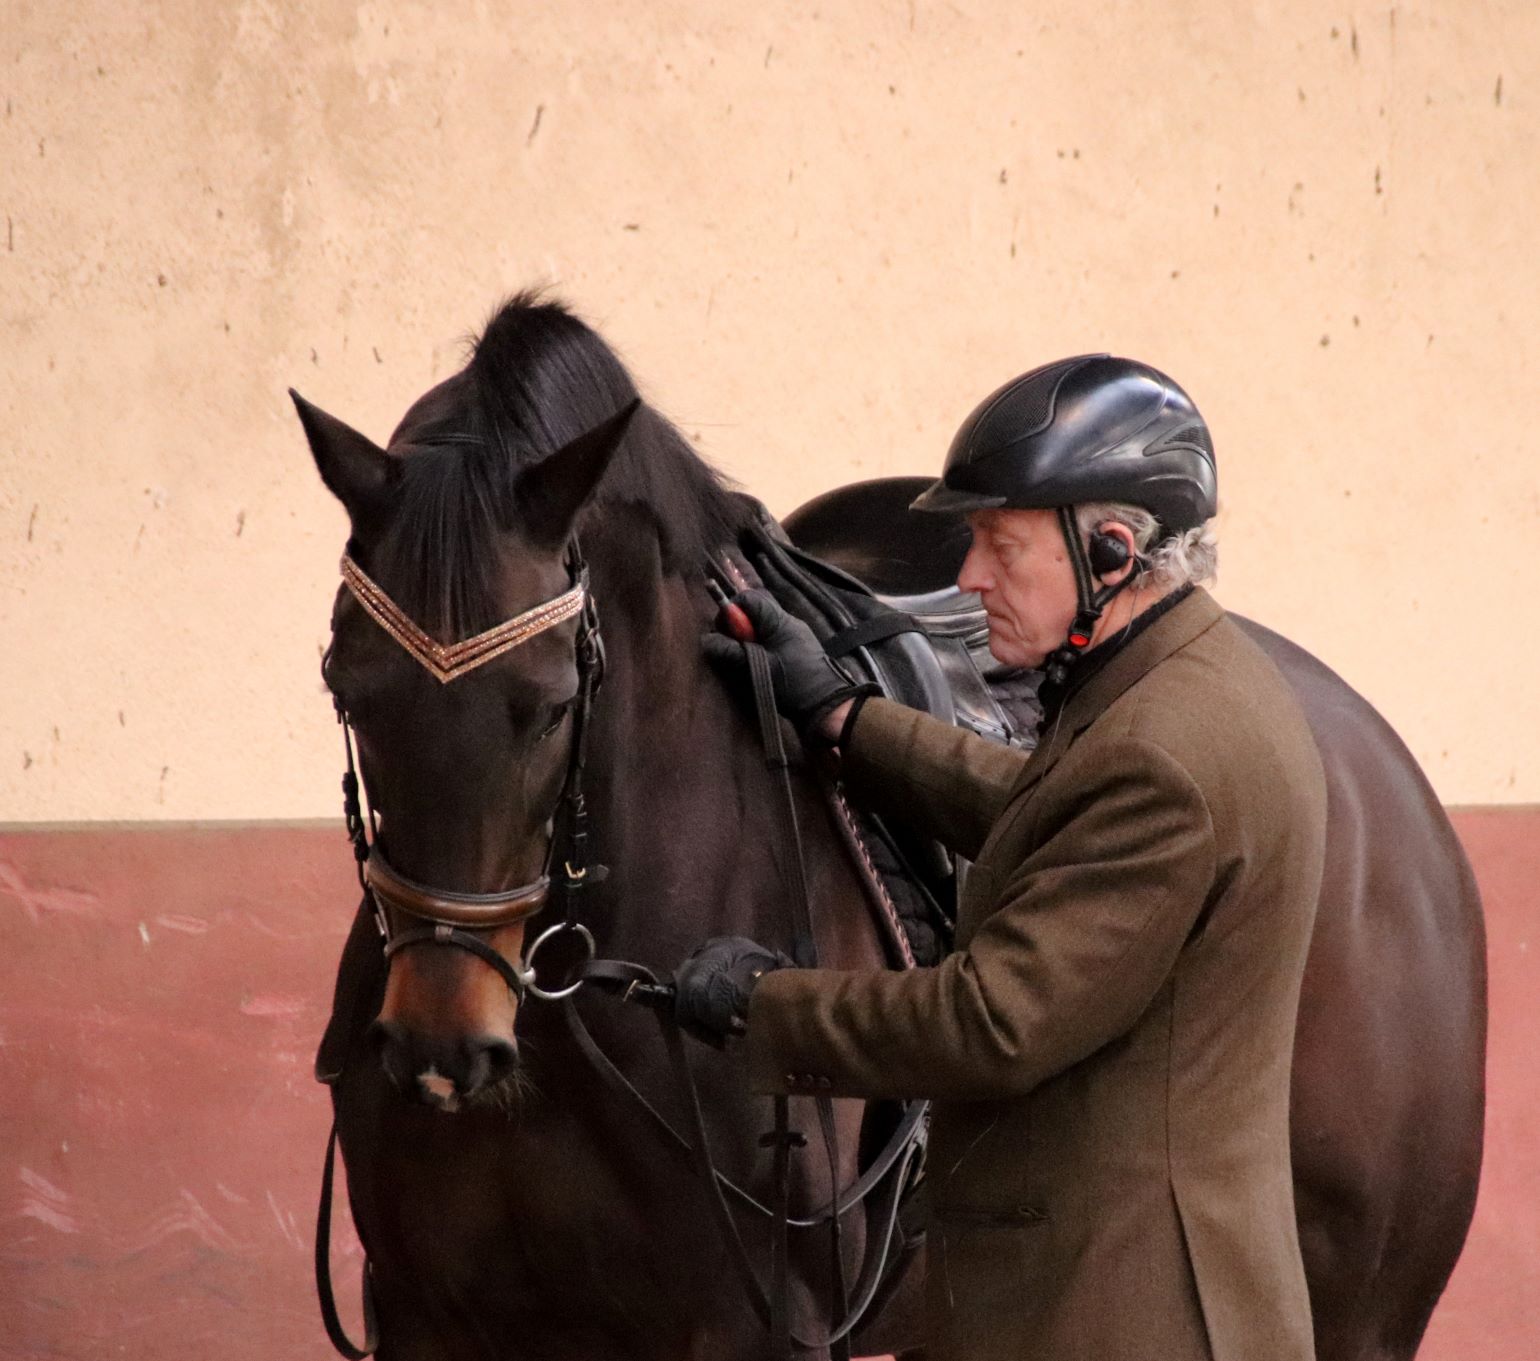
3, 0, 1537, 819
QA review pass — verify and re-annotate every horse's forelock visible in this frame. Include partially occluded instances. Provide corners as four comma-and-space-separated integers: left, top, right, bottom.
374, 293, 749, 640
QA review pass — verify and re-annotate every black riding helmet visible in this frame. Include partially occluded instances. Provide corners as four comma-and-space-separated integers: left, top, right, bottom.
910, 354, 1217, 535
913, 355, 1218, 685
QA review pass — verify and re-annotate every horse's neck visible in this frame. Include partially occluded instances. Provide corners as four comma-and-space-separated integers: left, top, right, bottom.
583, 532, 861, 962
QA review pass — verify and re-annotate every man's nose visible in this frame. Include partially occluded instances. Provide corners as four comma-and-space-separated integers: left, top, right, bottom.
957, 542, 991, 594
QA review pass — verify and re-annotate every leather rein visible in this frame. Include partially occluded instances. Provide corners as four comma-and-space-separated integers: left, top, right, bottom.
316, 543, 924, 1361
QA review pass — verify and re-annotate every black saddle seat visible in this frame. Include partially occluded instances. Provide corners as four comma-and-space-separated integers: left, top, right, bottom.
781, 477, 971, 596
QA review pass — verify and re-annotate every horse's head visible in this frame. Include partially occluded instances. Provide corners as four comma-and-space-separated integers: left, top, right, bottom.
294, 310, 642, 1111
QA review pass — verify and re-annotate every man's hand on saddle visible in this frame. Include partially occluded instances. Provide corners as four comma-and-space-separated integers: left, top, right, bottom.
672, 936, 794, 1046
702, 588, 875, 745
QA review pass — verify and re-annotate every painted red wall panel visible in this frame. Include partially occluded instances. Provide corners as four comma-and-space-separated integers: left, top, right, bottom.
1419, 810, 1539, 1361
0, 816, 1533, 1359
0, 827, 362, 1360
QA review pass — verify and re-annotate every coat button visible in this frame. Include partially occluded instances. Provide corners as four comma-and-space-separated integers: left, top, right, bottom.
816, 1076, 832, 1091
784, 1073, 798, 1086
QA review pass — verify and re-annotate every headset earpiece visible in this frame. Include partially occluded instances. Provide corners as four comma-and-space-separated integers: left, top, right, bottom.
1087, 531, 1131, 578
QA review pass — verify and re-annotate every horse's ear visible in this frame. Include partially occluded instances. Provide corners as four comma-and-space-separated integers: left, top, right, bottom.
290, 389, 396, 524
515, 399, 642, 548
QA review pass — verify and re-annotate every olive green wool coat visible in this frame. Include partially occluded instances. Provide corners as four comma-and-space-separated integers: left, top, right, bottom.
745, 589, 1328, 1361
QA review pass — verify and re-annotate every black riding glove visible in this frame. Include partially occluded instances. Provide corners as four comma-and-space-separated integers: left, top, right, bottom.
702, 590, 877, 737
673, 935, 794, 1046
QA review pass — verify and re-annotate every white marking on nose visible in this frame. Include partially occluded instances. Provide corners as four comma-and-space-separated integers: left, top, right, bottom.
418, 1066, 460, 1112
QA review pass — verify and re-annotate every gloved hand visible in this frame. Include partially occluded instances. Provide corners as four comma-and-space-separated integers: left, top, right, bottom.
702, 590, 877, 737
673, 935, 794, 1046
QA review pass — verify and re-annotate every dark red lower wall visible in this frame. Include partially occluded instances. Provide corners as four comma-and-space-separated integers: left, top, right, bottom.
1418, 810, 1539, 1361
0, 814, 1534, 1359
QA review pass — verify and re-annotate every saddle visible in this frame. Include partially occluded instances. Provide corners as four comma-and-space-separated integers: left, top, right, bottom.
779, 476, 1042, 746
721, 479, 1042, 968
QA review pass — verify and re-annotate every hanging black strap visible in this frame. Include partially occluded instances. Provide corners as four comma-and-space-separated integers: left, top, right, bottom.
741, 639, 851, 1360
823, 612, 921, 658
316, 1122, 378, 1360
763, 1095, 800, 1361
563, 978, 926, 1219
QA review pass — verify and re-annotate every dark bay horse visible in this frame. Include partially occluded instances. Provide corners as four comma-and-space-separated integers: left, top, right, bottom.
299, 295, 897, 1361
296, 294, 1484, 1361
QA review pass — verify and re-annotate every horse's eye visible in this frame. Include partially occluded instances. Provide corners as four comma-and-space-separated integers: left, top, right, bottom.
536, 701, 573, 742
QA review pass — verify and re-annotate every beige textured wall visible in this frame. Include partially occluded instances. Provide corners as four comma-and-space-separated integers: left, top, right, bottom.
3, 0, 1537, 819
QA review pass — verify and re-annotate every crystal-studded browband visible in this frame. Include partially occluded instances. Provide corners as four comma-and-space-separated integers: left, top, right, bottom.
339, 553, 586, 684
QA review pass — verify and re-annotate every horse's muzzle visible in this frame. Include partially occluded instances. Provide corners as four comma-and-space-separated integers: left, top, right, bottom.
368, 1018, 520, 1111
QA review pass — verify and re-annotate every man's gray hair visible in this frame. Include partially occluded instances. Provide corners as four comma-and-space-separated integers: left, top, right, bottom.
1074, 501, 1218, 592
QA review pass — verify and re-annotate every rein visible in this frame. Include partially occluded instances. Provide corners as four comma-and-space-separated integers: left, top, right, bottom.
315, 543, 924, 1361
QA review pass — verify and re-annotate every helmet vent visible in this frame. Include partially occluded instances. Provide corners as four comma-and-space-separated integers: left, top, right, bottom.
1149, 422, 1214, 461
992, 356, 1090, 440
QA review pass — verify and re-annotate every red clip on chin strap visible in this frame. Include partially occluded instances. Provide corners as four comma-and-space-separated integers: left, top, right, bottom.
1044, 507, 1143, 688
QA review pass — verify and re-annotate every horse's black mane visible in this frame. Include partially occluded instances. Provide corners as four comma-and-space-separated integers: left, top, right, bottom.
377, 291, 748, 637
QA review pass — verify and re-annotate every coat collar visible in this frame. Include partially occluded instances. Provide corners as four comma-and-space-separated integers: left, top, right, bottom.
1012, 588, 1225, 797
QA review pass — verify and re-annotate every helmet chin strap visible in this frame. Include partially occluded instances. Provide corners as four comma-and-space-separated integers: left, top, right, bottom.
1042, 506, 1144, 688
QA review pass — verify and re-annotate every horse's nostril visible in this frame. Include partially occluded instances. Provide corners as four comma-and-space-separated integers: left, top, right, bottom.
463, 1034, 519, 1093
367, 1018, 403, 1055
367, 1018, 409, 1084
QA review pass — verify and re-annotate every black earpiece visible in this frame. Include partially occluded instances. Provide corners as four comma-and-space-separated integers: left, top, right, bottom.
1087, 531, 1131, 578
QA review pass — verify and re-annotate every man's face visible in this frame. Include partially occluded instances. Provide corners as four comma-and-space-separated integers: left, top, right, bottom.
957, 508, 1079, 669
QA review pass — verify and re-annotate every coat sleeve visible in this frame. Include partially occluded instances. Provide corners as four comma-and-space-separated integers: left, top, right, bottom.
837, 697, 1030, 860
745, 734, 1217, 1101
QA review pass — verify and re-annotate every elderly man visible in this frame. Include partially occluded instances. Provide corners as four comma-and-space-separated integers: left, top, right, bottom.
683, 355, 1328, 1361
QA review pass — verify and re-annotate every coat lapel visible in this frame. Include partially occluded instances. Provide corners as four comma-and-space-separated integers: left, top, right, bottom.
1010, 589, 1225, 798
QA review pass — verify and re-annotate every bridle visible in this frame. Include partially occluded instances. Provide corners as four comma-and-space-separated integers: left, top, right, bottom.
333, 542, 605, 1005
317, 540, 925, 1361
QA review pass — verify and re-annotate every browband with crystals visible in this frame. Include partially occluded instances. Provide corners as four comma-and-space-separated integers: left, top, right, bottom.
340, 553, 586, 684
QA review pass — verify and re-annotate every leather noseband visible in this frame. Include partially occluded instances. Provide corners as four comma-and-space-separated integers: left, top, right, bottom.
364, 849, 550, 928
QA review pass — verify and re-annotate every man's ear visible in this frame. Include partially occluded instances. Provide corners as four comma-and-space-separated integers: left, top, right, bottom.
513, 399, 642, 549
1090, 520, 1139, 583
291, 389, 397, 527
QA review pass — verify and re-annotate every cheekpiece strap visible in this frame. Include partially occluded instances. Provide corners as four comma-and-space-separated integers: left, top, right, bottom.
340, 554, 585, 684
